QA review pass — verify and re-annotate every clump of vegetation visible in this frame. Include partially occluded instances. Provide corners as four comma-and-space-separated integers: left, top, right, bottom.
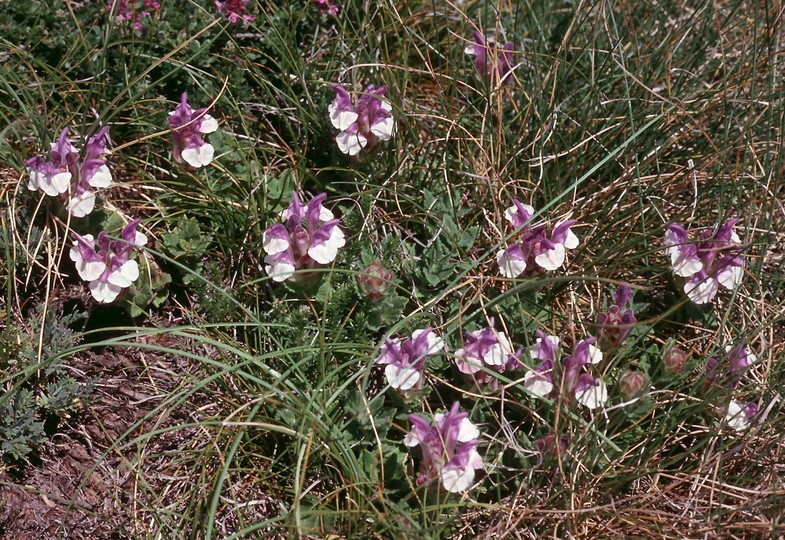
1, 0, 783, 538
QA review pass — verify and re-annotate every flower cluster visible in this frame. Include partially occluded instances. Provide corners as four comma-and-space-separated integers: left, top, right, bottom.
168, 93, 219, 168
404, 402, 484, 493
524, 332, 608, 409
597, 284, 636, 348
26, 127, 112, 218
664, 219, 744, 304
374, 328, 444, 391
705, 344, 758, 431
313, 0, 339, 15
497, 200, 579, 278
329, 84, 395, 156
110, 0, 160, 31
215, 0, 255, 24
70, 219, 147, 303
464, 31, 515, 84
454, 319, 521, 390
263, 192, 346, 283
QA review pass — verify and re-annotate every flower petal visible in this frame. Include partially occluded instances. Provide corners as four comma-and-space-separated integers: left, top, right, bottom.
384, 364, 420, 390
89, 279, 122, 303
199, 114, 219, 134
440, 463, 475, 493
370, 116, 395, 141
181, 143, 215, 168
67, 190, 96, 218
535, 243, 566, 271
335, 130, 368, 156
523, 371, 553, 397
684, 276, 718, 304
107, 260, 139, 287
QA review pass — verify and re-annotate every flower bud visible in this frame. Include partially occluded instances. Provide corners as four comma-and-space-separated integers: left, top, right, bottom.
534, 433, 568, 455
357, 262, 393, 300
664, 345, 688, 374
618, 370, 647, 398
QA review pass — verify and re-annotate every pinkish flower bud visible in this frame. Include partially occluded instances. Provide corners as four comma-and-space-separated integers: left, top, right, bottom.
534, 433, 568, 455
664, 346, 688, 374
618, 370, 647, 398
357, 261, 393, 300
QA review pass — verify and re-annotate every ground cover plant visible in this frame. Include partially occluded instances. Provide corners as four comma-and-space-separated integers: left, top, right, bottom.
1, 0, 784, 538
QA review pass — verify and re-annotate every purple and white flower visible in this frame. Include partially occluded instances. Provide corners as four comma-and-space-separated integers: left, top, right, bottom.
69, 219, 148, 303
706, 344, 757, 390
454, 319, 521, 389
329, 84, 395, 156
168, 93, 219, 168
26, 127, 113, 217
496, 200, 579, 277
597, 284, 637, 347
464, 31, 515, 84
374, 328, 444, 391
262, 192, 346, 282
562, 337, 607, 409
404, 402, 484, 493
664, 219, 744, 304
725, 400, 757, 431
523, 330, 558, 398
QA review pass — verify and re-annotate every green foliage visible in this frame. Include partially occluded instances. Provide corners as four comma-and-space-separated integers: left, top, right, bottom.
0, 304, 91, 462
0, 389, 46, 461
160, 217, 212, 285
1, 0, 784, 537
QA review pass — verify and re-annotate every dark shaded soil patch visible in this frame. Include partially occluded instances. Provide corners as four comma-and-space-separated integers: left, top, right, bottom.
0, 329, 195, 539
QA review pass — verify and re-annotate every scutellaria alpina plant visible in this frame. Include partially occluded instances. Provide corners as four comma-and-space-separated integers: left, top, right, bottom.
69, 219, 148, 303
524, 332, 607, 409
404, 402, 484, 493
496, 200, 579, 278
664, 218, 744, 304
705, 345, 757, 391
374, 328, 444, 391
523, 330, 558, 398
27, 127, 112, 217
563, 337, 608, 409
262, 192, 346, 283
329, 84, 395, 156
618, 369, 648, 398
705, 344, 758, 431
356, 261, 393, 300
597, 284, 636, 348
168, 93, 219, 168
663, 344, 689, 374
454, 319, 521, 391
464, 31, 515, 85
